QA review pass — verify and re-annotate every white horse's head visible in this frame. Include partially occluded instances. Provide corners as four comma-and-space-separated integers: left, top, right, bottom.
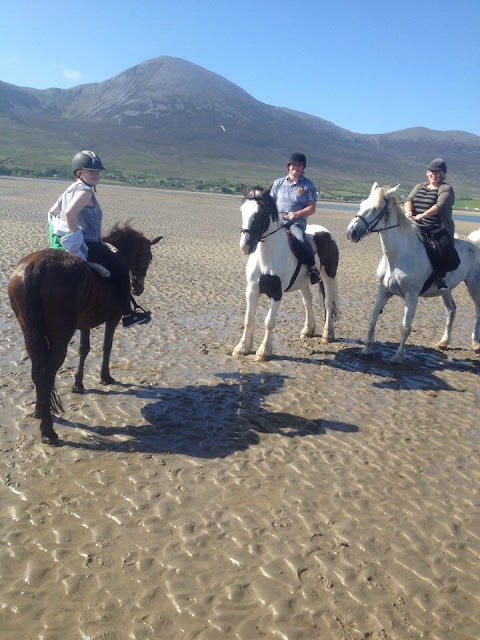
346, 183, 400, 243
239, 186, 279, 254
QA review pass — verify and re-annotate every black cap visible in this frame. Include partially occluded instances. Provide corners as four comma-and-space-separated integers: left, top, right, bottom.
428, 158, 447, 173
288, 152, 307, 168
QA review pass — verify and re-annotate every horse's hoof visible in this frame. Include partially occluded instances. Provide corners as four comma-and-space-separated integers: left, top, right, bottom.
300, 331, 315, 340
321, 335, 335, 344
101, 376, 116, 386
435, 341, 448, 351
41, 432, 60, 446
72, 384, 85, 394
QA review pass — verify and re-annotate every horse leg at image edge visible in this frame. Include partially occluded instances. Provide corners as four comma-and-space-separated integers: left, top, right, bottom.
233, 284, 260, 356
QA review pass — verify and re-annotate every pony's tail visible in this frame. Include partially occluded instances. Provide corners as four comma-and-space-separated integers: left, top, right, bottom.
23, 261, 64, 414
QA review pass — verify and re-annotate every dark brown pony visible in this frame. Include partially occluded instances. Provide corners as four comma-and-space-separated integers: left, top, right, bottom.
8, 223, 162, 445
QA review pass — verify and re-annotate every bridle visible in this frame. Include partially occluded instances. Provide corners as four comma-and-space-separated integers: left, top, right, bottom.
353, 197, 399, 235
241, 225, 283, 242
240, 195, 284, 243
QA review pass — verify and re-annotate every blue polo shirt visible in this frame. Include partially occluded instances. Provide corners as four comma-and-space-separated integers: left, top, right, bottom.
270, 174, 317, 220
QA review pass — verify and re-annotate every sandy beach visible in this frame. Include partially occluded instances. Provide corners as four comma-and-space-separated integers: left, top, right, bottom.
0, 176, 479, 640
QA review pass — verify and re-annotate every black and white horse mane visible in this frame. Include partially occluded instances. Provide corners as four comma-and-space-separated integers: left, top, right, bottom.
241, 184, 279, 223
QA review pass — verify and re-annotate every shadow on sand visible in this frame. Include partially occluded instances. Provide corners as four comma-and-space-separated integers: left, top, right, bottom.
53, 371, 358, 454
308, 339, 479, 392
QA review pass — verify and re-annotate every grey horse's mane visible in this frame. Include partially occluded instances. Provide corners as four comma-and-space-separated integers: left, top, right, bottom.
376, 186, 409, 229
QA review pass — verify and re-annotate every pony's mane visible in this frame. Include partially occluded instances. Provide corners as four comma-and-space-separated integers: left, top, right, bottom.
103, 222, 144, 246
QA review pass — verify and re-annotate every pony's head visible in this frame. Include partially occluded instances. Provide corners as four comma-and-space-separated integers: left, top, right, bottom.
239, 185, 279, 254
103, 223, 162, 295
346, 182, 400, 242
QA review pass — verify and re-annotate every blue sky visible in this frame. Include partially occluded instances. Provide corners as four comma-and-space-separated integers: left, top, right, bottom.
1, 0, 479, 136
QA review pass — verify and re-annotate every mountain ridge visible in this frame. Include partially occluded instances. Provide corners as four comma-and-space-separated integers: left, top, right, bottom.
1, 56, 479, 197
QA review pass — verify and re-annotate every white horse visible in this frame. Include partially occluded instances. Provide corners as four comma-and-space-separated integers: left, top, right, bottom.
233, 185, 340, 361
346, 182, 480, 362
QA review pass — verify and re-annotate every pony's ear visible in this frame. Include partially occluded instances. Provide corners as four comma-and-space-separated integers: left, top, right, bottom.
387, 184, 400, 195
241, 184, 250, 197
370, 182, 379, 195
150, 236, 163, 246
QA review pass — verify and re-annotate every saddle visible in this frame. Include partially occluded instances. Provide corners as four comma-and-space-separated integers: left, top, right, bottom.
284, 228, 316, 264
421, 228, 460, 277
419, 228, 460, 294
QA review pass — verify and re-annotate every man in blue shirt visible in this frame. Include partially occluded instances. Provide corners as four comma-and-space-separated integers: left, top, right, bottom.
270, 152, 321, 285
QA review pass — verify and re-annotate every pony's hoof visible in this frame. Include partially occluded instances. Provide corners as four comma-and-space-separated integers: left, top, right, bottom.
72, 384, 85, 394
321, 335, 335, 344
101, 375, 116, 386
435, 341, 449, 351
360, 347, 372, 355
41, 432, 60, 446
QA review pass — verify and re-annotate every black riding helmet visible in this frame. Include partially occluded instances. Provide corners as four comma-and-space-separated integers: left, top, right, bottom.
288, 152, 307, 170
72, 150, 106, 176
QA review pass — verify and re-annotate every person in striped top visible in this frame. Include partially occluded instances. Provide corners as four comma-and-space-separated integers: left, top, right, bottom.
405, 158, 456, 291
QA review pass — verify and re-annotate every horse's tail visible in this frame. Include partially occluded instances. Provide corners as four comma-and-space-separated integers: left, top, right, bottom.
23, 259, 64, 414
467, 228, 480, 247
314, 231, 341, 322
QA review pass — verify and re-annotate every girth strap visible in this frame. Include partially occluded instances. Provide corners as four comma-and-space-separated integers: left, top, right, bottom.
284, 260, 302, 292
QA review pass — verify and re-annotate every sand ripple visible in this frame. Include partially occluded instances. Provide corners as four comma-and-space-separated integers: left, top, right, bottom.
0, 177, 479, 639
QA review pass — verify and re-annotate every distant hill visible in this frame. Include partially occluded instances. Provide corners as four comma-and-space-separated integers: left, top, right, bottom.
1, 56, 479, 197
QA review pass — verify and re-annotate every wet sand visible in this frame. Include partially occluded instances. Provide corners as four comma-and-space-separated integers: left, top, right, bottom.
0, 177, 479, 639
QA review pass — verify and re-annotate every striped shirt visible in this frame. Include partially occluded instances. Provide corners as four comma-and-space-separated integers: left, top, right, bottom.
411, 185, 442, 232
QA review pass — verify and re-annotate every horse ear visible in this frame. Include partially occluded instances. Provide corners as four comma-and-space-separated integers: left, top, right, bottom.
370, 182, 379, 195
241, 184, 250, 197
150, 236, 163, 246
387, 184, 400, 196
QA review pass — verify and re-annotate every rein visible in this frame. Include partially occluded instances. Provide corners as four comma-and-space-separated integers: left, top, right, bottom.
241, 224, 284, 242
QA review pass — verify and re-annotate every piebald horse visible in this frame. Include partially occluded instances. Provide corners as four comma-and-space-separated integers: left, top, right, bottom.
346, 182, 480, 362
233, 186, 340, 360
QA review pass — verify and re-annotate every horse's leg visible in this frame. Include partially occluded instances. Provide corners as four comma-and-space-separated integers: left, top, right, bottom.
362, 284, 391, 355
435, 292, 456, 350
73, 329, 90, 394
319, 273, 338, 343
299, 283, 315, 339
465, 278, 480, 353
255, 298, 281, 361
31, 340, 69, 445
233, 283, 260, 356
100, 320, 119, 385
392, 292, 419, 363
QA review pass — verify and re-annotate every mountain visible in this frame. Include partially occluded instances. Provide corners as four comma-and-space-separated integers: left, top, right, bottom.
1, 56, 479, 196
